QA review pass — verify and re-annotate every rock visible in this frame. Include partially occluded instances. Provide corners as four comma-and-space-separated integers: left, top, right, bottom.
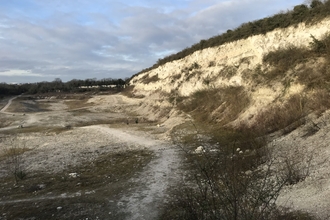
69, 173, 78, 178
194, 146, 205, 154
245, 170, 253, 176
37, 184, 46, 190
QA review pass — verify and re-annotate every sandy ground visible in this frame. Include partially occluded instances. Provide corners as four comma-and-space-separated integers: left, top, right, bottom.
0, 93, 183, 220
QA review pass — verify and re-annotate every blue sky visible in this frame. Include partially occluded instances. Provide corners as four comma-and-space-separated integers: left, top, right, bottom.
0, 0, 304, 83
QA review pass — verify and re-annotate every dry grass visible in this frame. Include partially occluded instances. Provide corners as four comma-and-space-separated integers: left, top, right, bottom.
141, 74, 160, 84
297, 61, 330, 90
6, 97, 50, 113
0, 149, 154, 219
121, 85, 145, 98
220, 65, 238, 79
263, 46, 311, 80
0, 126, 73, 135
250, 89, 330, 135
64, 99, 94, 110
178, 86, 250, 126
251, 94, 306, 134
0, 147, 30, 159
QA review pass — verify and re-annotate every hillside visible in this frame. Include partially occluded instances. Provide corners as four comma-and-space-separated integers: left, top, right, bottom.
129, 15, 330, 128
126, 6, 330, 220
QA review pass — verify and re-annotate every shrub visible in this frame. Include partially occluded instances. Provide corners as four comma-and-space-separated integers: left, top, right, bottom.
251, 94, 307, 135
262, 46, 310, 80
162, 127, 293, 220
178, 86, 250, 125
208, 61, 216, 67
2, 136, 29, 183
141, 74, 160, 84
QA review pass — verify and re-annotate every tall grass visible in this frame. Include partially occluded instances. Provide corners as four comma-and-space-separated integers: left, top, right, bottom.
178, 86, 250, 125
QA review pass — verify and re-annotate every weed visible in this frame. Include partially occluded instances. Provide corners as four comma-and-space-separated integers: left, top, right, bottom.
309, 33, 330, 54
121, 85, 145, 98
141, 74, 160, 84
189, 62, 201, 71
239, 57, 251, 65
208, 61, 216, 67
202, 77, 211, 86
252, 94, 307, 135
1, 136, 30, 183
186, 70, 202, 81
263, 46, 310, 80
171, 73, 182, 81
220, 65, 237, 79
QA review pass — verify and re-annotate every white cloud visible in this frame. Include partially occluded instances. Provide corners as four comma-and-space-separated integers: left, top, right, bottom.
0, 69, 44, 77
0, 0, 305, 83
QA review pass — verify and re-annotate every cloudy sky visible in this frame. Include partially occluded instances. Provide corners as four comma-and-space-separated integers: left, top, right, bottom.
0, 0, 304, 83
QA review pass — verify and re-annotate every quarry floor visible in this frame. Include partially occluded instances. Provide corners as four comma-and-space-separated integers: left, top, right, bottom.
1, 93, 330, 219
0, 93, 182, 220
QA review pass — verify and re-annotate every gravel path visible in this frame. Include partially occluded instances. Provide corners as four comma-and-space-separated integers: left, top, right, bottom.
0, 95, 20, 113
117, 143, 181, 220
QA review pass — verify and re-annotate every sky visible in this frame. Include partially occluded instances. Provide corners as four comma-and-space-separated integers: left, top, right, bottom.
0, 0, 304, 84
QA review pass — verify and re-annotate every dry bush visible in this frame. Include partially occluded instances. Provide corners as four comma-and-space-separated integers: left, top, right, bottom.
1, 136, 29, 183
140, 74, 160, 84
178, 86, 250, 125
270, 139, 316, 186
184, 70, 203, 81
308, 89, 330, 114
162, 123, 320, 220
220, 65, 238, 79
121, 85, 135, 97
208, 61, 216, 67
297, 61, 330, 90
251, 94, 307, 135
121, 85, 145, 98
171, 73, 182, 81
162, 127, 303, 220
262, 46, 311, 81
252, 89, 330, 136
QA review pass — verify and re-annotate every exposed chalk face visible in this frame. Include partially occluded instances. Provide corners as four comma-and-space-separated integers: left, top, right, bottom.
131, 18, 330, 97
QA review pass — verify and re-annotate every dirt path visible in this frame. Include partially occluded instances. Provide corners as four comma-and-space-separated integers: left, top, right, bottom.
83, 125, 182, 219
117, 142, 181, 220
0, 95, 20, 113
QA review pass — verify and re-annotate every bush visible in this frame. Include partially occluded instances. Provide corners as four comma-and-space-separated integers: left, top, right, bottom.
141, 74, 160, 84
162, 127, 293, 220
177, 87, 250, 125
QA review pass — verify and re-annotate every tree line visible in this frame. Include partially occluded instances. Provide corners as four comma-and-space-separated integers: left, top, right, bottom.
0, 78, 128, 98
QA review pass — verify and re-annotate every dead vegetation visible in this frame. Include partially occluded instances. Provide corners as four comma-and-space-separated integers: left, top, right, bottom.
177, 86, 250, 126
0, 149, 153, 219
